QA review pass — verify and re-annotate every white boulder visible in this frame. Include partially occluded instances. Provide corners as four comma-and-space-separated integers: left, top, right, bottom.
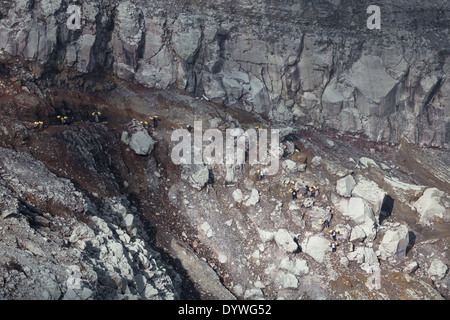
301, 235, 330, 263
350, 225, 366, 242
334, 197, 376, 225
232, 189, 243, 202
379, 224, 409, 260
123, 120, 156, 156
181, 164, 210, 190
336, 175, 356, 198
279, 257, 309, 276
352, 176, 387, 216
359, 157, 379, 169
244, 189, 260, 206
413, 188, 449, 227
427, 259, 448, 280
274, 229, 298, 253
282, 159, 307, 172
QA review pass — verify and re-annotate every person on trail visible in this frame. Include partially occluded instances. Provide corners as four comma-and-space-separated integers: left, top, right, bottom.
57, 115, 69, 125
329, 242, 338, 253
186, 124, 193, 132
257, 169, 265, 181
291, 188, 298, 200
140, 120, 149, 129
310, 186, 318, 197
34, 121, 44, 131
329, 229, 340, 241
318, 219, 329, 231
150, 116, 159, 128
92, 111, 101, 123
304, 185, 310, 196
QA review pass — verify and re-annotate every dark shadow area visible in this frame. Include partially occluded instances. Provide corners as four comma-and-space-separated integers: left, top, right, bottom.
208, 168, 215, 185
406, 231, 416, 255
379, 194, 394, 225
293, 236, 302, 253
282, 133, 302, 143
128, 192, 202, 300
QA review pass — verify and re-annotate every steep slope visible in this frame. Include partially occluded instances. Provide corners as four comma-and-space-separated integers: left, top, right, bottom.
0, 1, 449, 301
1, 72, 448, 299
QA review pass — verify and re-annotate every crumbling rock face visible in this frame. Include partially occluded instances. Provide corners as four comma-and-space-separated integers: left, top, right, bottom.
0, 147, 180, 300
0, 0, 449, 148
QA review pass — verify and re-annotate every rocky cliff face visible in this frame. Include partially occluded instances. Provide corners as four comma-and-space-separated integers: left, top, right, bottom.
0, 0, 449, 301
1, 0, 449, 148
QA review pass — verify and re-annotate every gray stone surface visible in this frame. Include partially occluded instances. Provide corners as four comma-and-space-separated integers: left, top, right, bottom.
1, 1, 449, 147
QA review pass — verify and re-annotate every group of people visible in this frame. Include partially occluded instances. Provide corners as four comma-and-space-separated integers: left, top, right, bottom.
91, 111, 102, 123
307, 185, 319, 197
56, 111, 102, 126
317, 207, 341, 253
33, 121, 44, 131
34, 112, 161, 130
57, 115, 70, 125
141, 116, 160, 129
286, 182, 319, 200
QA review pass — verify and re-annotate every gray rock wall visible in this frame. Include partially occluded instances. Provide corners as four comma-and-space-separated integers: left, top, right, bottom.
0, 0, 449, 147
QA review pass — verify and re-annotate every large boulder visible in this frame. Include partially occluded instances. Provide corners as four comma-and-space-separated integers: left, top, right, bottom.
301, 235, 330, 263
189, 166, 210, 190
244, 189, 260, 206
274, 229, 298, 253
427, 259, 448, 280
122, 119, 156, 156
379, 224, 409, 260
181, 164, 210, 190
232, 189, 243, 202
278, 257, 309, 276
333, 196, 376, 225
413, 188, 449, 227
308, 206, 333, 232
351, 176, 387, 216
347, 246, 379, 273
129, 132, 156, 156
282, 159, 306, 173
358, 157, 380, 169
336, 175, 356, 197
274, 271, 299, 289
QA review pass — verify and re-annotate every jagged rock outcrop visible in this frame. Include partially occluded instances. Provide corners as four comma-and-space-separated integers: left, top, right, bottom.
0, 0, 449, 148
0, 147, 180, 300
